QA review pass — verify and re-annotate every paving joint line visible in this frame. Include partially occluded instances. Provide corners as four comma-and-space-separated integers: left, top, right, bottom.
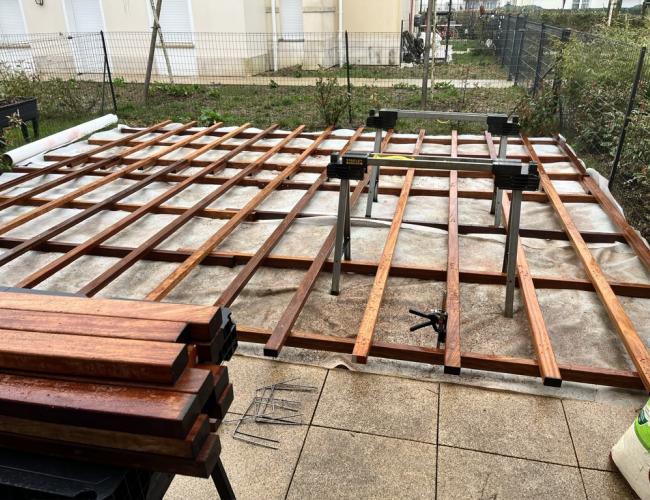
561, 399, 589, 498
438, 444, 580, 469
283, 369, 329, 500
308, 422, 437, 446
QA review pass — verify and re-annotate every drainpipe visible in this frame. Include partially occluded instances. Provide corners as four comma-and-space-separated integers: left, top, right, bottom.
272, 0, 278, 72
339, 0, 344, 67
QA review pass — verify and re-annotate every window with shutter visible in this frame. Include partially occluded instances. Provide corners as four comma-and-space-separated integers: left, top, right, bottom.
146, 0, 198, 76
0, 0, 26, 35
64, 0, 105, 33
63, 0, 105, 75
158, 0, 193, 44
280, 0, 304, 40
0, 0, 34, 72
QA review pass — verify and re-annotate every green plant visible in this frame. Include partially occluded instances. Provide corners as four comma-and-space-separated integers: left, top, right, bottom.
198, 108, 224, 126
112, 76, 125, 87
314, 77, 350, 126
0, 64, 97, 117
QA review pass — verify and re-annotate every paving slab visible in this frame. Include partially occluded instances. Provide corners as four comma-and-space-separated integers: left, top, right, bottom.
224, 355, 327, 416
563, 399, 639, 471
439, 383, 577, 465
437, 446, 585, 499
581, 469, 637, 500
166, 413, 309, 500
312, 368, 438, 442
287, 426, 436, 500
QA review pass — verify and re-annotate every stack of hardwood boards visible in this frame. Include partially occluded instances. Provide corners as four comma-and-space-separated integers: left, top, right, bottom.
0, 289, 237, 478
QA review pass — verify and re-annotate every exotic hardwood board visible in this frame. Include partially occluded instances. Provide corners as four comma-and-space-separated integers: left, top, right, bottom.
0, 373, 201, 438
0, 308, 189, 342
0, 291, 221, 340
0, 329, 188, 383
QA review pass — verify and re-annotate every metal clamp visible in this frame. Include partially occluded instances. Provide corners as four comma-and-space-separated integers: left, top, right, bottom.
409, 308, 448, 343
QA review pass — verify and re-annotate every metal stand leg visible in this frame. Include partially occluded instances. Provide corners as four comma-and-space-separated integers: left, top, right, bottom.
491, 136, 509, 227
211, 456, 236, 500
331, 178, 351, 295
365, 129, 382, 218
502, 189, 522, 318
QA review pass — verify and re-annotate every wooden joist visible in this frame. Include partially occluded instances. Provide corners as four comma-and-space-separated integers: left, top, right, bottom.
522, 135, 650, 390
146, 126, 334, 302
264, 130, 394, 356
353, 130, 421, 364
500, 194, 562, 386
76, 125, 306, 297
445, 130, 461, 374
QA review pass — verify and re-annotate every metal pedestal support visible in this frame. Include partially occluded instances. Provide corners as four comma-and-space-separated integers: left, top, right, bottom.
489, 135, 509, 227
501, 189, 523, 318
363, 109, 521, 220
331, 177, 352, 295
328, 151, 539, 317
365, 128, 383, 218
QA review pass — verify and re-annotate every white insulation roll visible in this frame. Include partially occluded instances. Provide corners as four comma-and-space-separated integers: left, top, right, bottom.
2, 114, 118, 166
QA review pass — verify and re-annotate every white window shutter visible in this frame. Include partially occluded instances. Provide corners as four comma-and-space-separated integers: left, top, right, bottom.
158, 0, 193, 43
0, 0, 26, 35
280, 0, 303, 40
65, 0, 104, 32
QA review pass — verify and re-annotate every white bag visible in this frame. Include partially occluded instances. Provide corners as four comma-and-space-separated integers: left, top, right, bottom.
612, 399, 650, 499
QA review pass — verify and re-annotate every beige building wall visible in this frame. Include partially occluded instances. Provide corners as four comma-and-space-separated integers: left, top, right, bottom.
20, 0, 67, 33
343, 0, 402, 32
101, 0, 148, 32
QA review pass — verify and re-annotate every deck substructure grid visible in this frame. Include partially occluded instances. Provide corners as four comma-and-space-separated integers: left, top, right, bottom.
0, 122, 648, 391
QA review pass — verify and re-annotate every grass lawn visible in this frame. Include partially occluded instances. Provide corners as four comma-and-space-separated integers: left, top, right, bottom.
258, 46, 508, 81
2, 81, 526, 153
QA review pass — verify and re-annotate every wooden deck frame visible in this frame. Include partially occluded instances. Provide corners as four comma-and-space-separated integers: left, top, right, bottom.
0, 123, 648, 391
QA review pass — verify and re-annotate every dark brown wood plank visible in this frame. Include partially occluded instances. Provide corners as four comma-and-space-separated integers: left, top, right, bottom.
0, 291, 221, 341
445, 130, 461, 374
145, 127, 334, 302
240, 324, 644, 390
77, 125, 307, 297
0, 413, 210, 458
0, 329, 188, 384
0, 372, 201, 437
0, 430, 220, 478
264, 130, 394, 356
0, 121, 171, 194
0, 308, 189, 343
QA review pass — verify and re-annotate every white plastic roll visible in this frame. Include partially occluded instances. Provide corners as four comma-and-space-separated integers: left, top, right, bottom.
2, 114, 118, 166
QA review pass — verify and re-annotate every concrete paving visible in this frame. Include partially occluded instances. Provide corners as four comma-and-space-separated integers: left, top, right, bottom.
165, 355, 640, 499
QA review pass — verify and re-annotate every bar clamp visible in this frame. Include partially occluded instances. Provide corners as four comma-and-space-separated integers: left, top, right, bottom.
409, 308, 448, 343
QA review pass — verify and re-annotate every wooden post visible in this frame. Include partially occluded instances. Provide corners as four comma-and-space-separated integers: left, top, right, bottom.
420, 0, 434, 107
143, 0, 163, 103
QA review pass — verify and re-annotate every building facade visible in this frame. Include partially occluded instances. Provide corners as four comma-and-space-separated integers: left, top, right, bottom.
0, 0, 414, 80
